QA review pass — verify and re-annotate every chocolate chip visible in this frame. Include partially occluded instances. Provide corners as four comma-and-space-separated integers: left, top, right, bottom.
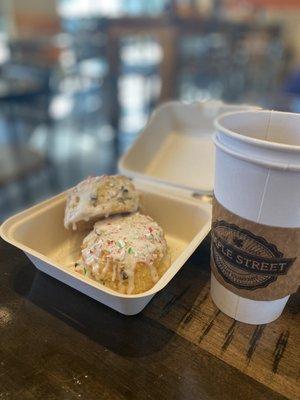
90, 194, 98, 206
121, 270, 128, 280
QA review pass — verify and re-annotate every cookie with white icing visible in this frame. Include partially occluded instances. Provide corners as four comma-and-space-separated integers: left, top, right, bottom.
74, 212, 170, 294
64, 175, 139, 230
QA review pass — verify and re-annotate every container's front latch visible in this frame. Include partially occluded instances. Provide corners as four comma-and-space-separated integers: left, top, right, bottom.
191, 193, 213, 204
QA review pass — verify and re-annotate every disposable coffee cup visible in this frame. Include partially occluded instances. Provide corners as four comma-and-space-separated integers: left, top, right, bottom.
211, 110, 300, 324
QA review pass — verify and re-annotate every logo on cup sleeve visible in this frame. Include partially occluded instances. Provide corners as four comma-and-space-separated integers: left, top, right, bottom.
211, 220, 296, 290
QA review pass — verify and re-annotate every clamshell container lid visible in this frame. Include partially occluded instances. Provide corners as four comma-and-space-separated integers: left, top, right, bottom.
119, 100, 257, 194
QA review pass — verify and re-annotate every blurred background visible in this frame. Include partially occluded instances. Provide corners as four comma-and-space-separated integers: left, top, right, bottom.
0, 0, 300, 219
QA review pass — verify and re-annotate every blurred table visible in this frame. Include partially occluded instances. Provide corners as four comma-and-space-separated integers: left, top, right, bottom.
0, 79, 43, 101
0, 237, 298, 400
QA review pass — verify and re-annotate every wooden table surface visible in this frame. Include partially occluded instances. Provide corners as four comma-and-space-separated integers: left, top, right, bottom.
0, 236, 299, 400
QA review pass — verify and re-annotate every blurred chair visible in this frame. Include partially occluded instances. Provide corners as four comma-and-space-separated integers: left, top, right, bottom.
0, 61, 60, 212
0, 146, 44, 205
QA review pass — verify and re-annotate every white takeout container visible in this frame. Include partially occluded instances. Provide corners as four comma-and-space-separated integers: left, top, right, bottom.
0, 183, 211, 314
211, 110, 300, 324
0, 100, 253, 315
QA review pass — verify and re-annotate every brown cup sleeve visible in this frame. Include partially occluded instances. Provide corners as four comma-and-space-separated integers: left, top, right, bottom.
211, 197, 300, 301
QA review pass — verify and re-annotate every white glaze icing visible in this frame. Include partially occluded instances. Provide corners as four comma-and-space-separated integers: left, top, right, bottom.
64, 175, 139, 230
77, 212, 168, 294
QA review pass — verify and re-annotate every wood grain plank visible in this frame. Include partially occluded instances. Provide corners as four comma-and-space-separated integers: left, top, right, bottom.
147, 270, 300, 400
0, 237, 298, 399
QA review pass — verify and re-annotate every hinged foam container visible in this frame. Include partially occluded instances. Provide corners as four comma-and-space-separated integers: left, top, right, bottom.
0, 100, 252, 315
